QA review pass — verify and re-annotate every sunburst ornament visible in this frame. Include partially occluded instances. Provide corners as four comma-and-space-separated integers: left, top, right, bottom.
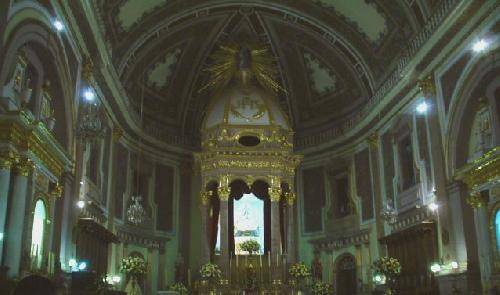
199, 43, 286, 94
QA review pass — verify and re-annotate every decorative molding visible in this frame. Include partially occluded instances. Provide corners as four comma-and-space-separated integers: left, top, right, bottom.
310, 229, 370, 251
455, 147, 499, 192
116, 227, 168, 250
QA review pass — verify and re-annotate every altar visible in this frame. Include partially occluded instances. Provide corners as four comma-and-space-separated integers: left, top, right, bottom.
193, 44, 302, 291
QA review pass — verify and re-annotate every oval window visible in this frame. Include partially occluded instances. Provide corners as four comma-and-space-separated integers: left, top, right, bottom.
238, 135, 260, 147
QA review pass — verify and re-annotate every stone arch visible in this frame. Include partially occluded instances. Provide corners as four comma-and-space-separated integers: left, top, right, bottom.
446, 49, 500, 176
1, 6, 76, 152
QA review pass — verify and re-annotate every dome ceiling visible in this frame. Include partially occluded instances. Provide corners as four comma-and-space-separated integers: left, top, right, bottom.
93, 0, 429, 148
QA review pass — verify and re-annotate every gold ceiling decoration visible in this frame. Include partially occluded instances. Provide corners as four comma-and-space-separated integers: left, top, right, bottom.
198, 43, 286, 94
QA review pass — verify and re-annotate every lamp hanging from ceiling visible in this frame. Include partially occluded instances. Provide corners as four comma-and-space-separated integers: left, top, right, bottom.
126, 74, 147, 226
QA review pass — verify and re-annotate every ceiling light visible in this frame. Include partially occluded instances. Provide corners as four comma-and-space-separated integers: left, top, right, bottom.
83, 88, 95, 102
472, 39, 488, 53
77, 200, 85, 209
53, 19, 64, 32
416, 101, 429, 114
428, 202, 439, 211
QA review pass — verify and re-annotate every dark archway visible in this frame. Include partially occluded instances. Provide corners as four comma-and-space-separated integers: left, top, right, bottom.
335, 253, 357, 295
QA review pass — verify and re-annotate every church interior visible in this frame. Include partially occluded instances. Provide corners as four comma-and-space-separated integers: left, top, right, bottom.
0, 0, 499, 294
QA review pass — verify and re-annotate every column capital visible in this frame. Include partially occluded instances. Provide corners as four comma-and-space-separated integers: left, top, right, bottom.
367, 132, 379, 149
269, 186, 281, 202
466, 191, 488, 209
218, 186, 230, 201
13, 157, 33, 176
418, 75, 436, 96
112, 127, 123, 141
284, 191, 296, 206
0, 151, 16, 170
200, 190, 213, 205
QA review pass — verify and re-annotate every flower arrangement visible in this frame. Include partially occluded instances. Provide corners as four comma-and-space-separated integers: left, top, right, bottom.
169, 282, 188, 294
119, 256, 147, 277
310, 281, 333, 295
373, 256, 401, 277
200, 262, 222, 281
289, 262, 311, 279
239, 239, 260, 255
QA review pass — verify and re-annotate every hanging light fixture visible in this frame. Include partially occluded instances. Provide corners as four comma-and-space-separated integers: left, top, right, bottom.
76, 59, 104, 141
126, 74, 147, 225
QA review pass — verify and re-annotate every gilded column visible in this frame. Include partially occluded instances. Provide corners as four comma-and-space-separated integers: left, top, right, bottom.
0, 152, 14, 263
218, 182, 230, 273
269, 179, 282, 257
4, 157, 32, 277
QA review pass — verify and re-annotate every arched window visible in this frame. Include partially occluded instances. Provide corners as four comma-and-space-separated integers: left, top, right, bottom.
495, 210, 500, 252
31, 199, 46, 269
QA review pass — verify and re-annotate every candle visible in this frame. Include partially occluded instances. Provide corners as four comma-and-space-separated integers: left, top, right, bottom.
188, 269, 191, 286
236, 254, 239, 267
259, 255, 262, 267
268, 251, 271, 267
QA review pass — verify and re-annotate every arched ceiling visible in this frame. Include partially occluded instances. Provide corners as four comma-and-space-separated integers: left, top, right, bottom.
93, 0, 433, 148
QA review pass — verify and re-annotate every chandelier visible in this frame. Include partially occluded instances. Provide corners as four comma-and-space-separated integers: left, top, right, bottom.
381, 199, 398, 225
76, 103, 104, 141
127, 195, 146, 225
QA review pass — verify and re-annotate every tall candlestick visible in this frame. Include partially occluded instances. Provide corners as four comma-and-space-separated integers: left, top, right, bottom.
268, 251, 271, 267
259, 255, 262, 267
188, 269, 191, 286
236, 254, 239, 267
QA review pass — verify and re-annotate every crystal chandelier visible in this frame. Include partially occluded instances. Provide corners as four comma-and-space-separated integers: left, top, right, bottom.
381, 199, 398, 225
127, 195, 146, 225
76, 103, 104, 141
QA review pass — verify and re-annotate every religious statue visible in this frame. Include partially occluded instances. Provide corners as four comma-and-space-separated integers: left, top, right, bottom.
311, 251, 323, 280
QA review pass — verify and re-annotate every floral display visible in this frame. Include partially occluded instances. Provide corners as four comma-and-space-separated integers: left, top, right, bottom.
289, 262, 311, 279
169, 282, 188, 294
200, 262, 222, 281
310, 281, 333, 295
373, 256, 401, 277
119, 256, 147, 277
238, 239, 260, 255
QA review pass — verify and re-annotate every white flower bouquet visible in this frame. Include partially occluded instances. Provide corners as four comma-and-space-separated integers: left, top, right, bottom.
310, 281, 333, 295
169, 282, 188, 294
200, 262, 222, 282
289, 262, 311, 279
120, 256, 147, 277
373, 256, 401, 277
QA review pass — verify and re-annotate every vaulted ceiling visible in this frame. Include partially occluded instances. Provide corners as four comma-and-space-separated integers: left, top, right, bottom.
91, 0, 436, 148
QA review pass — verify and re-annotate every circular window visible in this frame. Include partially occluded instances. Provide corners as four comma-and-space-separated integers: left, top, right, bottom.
238, 135, 261, 147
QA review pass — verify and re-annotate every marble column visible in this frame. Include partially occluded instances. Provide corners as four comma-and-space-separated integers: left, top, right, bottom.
59, 172, 74, 270
199, 191, 211, 264
3, 158, 31, 277
219, 198, 229, 274
474, 205, 492, 290
0, 153, 13, 264
270, 187, 282, 256
286, 194, 296, 264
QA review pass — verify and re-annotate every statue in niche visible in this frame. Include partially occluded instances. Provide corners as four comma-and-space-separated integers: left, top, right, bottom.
468, 97, 493, 162
41, 80, 56, 130
174, 255, 186, 284
311, 250, 323, 280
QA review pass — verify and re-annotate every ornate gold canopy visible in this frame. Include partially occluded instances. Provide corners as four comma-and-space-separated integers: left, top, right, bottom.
195, 47, 301, 202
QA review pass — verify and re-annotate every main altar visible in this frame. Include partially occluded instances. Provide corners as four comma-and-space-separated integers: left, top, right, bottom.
194, 44, 302, 292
